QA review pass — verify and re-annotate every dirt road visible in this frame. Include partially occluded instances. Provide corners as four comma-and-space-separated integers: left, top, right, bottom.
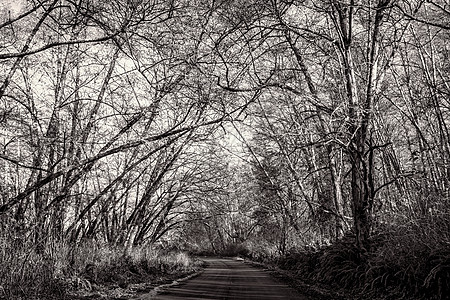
149, 257, 310, 299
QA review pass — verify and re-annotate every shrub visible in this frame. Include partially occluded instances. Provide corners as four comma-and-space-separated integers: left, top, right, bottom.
219, 243, 250, 257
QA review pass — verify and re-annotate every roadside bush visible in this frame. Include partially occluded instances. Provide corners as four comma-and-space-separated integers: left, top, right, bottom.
277, 212, 450, 300
219, 243, 250, 257
244, 240, 279, 262
278, 234, 362, 288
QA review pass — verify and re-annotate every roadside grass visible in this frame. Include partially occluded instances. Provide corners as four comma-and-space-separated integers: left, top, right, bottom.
0, 235, 67, 300
0, 238, 203, 300
276, 212, 450, 300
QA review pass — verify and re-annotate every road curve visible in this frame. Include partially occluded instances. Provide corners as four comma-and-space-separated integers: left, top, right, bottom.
150, 257, 310, 300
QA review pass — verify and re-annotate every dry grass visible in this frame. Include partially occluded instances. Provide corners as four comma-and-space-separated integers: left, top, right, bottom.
0, 237, 67, 299
0, 237, 202, 300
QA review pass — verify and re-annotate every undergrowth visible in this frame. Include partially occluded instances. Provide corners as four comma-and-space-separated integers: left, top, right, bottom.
277, 212, 450, 300
0, 238, 202, 300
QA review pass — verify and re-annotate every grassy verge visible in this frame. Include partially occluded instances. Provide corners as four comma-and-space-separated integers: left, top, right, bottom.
276, 214, 450, 300
0, 239, 203, 300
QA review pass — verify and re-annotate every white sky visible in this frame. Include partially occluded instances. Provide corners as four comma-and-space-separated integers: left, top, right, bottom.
1, 0, 25, 16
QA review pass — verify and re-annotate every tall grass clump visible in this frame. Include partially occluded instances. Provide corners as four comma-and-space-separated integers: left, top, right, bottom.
0, 235, 68, 300
364, 211, 450, 299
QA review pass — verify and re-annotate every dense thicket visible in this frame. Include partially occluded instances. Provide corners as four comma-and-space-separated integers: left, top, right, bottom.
0, 0, 449, 299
